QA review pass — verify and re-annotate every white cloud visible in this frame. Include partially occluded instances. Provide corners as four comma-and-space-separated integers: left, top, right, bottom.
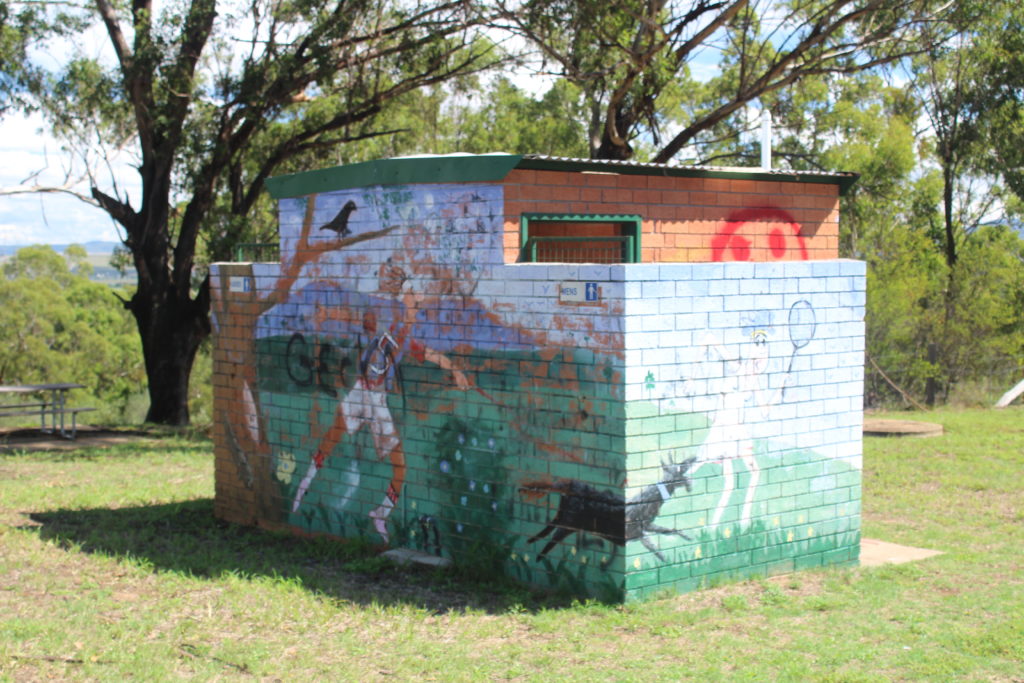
0, 194, 121, 246
0, 112, 132, 246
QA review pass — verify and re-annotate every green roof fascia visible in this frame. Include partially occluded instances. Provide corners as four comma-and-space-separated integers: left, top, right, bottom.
516, 157, 860, 196
265, 153, 859, 199
264, 154, 525, 199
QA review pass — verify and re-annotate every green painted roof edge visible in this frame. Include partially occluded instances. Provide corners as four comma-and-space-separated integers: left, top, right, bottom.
265, 154, 525, 198
265, 153, 858, 198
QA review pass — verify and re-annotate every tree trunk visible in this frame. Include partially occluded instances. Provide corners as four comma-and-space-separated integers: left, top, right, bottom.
592, 103, 635, 160
132, 279, 211, 426
943, 164, 957, 269
938, 157, 962, 406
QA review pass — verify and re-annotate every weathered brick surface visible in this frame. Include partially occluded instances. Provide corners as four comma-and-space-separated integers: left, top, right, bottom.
211, 166, 862, 601
502, 169, 839, 264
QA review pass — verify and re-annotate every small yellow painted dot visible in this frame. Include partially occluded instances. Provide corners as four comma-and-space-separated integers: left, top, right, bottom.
807, 527, 814, 537
510, 553, 517, 561
581, 555, 588, 564
723, 527, 732, 539
773, 517, 780, 527
694, 546, 702, 558
787, 531, 794, 542
523, 554, 530, 563
570, 546, 577, 556
798, 514, 805, 523
633, 558, 642, 569
700, 517, 706, 525
411, 501, 417, 510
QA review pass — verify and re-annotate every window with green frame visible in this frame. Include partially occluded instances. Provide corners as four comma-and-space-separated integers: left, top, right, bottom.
519, 213, 642, 263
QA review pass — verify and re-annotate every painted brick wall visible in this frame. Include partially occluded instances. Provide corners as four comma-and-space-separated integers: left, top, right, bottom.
502, 169, 839, 264
617, 260, 864, 599
211, 175, 863, 601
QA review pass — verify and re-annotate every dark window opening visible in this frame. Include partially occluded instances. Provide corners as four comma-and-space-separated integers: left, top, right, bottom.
520, 213, 642, 263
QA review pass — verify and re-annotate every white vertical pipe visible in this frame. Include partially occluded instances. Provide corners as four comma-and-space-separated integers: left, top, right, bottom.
761, 109, 772, 170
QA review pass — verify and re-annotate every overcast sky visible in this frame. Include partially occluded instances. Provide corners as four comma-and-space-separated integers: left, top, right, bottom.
0, 112, 132, 247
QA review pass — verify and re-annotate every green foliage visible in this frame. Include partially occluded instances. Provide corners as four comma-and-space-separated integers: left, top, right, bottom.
942, 226, 1024, 386
0, 245, 145, 421
970, 1, 1024, 205
2, 244, 71, 282
845, 0, 1024, 406
864, 222, 1024, 406
503, 0, 942, 161
0, 0, 86, 113
462, 78, 590, 157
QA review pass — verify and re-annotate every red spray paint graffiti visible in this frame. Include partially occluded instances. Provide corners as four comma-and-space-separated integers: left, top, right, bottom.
711, 207, 808, 262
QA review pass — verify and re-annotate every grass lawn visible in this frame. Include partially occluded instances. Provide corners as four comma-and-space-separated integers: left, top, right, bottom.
1, 408, 1022, 681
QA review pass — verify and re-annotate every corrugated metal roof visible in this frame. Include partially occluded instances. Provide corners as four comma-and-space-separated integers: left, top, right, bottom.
517, 154, 859, 191
265, 153, 858, 198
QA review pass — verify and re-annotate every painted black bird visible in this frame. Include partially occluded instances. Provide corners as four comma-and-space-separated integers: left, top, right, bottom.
319, 200, 356, 236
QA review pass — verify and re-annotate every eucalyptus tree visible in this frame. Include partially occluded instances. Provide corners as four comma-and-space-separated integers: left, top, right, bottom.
896, 0, 1024, 401
3, 0, 496, 424
493, 0, 945, 162
971, 1, 1024, 209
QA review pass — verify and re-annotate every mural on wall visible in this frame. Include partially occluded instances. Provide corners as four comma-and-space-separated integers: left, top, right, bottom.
622, 280, 861, 591
211, 175, 863, 600
711, 207, 808, 261
210, 198, 401, 523
218, 182, 628, 576
520, 455, 696, 562
686, 300, 817, 527
289, 254, 474, 542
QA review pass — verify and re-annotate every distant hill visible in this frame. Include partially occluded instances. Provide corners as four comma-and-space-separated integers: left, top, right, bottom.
0, 241, 135, 285
0, 241, 121, 257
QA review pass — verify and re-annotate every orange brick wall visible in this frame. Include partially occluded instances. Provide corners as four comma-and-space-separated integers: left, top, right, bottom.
502, 169, 840, 264
209, 263, 283, 530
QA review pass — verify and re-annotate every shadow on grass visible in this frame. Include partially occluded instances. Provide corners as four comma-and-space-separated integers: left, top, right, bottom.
25, 499, 568, 615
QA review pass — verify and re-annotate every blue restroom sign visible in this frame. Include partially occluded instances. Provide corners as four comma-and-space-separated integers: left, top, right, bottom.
559, 282, 600, 303
229, 275, 252, 293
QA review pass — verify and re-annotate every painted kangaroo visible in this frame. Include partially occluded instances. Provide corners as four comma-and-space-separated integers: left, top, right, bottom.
520, 456, 696, 562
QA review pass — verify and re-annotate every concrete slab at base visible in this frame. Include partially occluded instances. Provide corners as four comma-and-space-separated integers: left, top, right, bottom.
860, 538, 943, 567
381, 548, 453, 569
863, 419, 944, 438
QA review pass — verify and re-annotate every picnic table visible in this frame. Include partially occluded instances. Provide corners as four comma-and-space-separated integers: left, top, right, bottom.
0, 383, 94, 439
